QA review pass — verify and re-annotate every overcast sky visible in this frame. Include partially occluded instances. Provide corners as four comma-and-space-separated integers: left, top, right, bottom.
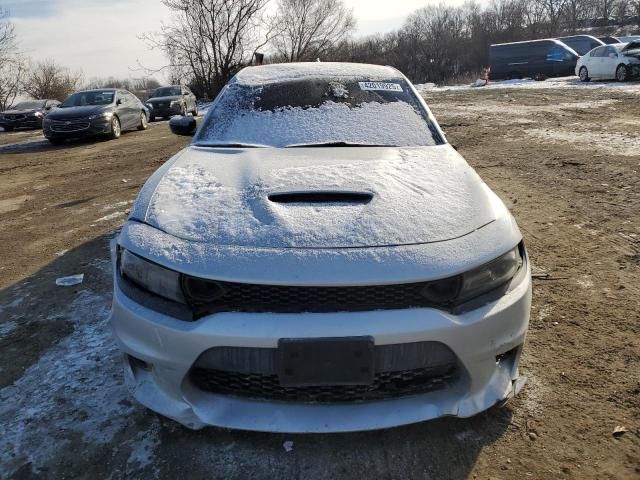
5, 0, 469, 82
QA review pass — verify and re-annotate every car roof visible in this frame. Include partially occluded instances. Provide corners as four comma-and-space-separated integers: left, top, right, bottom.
491, 38, 565, 47
233, 62, 403, 86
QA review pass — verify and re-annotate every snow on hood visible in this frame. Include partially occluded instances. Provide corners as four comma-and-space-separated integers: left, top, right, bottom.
137, 145, 495, 249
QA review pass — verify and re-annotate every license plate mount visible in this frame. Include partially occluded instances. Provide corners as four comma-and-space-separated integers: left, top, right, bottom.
277, 336, 375, 387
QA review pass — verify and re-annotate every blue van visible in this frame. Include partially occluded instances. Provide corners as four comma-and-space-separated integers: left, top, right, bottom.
489, 39, 580, 80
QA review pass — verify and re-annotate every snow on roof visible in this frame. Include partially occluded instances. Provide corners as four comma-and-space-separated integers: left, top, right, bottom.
234, 62, 403, 86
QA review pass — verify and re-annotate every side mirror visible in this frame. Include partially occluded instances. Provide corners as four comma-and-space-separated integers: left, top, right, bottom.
116, 99, 123, 105
169, 115, 196, 136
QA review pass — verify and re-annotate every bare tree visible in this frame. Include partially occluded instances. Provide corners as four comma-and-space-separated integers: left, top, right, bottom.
0, 7, 24, 110
272, 0, 356, 62
23, 60, 83, 101
142, 0, 274, 98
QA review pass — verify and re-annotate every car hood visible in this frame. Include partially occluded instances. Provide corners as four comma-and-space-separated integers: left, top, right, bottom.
47, 105, 111, 119
147, 96, 180, 103
2, 108, 40, 115
134, 145, 499, 249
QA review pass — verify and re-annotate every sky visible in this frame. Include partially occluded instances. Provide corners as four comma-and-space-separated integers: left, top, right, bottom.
4, 0, 470, 81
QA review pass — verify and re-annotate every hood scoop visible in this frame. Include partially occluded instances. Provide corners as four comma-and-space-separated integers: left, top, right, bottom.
268, 191, 373, 205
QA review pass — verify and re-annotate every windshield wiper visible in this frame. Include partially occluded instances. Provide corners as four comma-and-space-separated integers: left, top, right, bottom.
285, 141, 397, 148
194, 142, 268, 148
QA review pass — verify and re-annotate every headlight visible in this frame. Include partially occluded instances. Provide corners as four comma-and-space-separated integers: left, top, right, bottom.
421, 246, 524, 307
32, 111, 43, 118
88, 112, 113, 121
170, 100, 181, 107
119, 249, 185, 303
144, 103, 153, 110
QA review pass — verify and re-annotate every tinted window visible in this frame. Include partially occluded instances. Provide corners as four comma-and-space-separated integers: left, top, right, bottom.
61, 91, 114, 107
152, 87, 181, 97
196, 78, 442, 148
13, 100, 46, 110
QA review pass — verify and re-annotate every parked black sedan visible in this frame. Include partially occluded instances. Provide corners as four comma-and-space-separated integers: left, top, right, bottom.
43, 89, 149, 145
0, 99, 60, 131
145, 85, 197, 121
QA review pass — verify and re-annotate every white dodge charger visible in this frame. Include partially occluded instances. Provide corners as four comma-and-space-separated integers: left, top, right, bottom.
109, 63, 532, 432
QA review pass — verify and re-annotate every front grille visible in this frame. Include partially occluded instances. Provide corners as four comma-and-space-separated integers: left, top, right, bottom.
190, 366, 457, 403
50, 119, 90, 132
188, 280, 439, 315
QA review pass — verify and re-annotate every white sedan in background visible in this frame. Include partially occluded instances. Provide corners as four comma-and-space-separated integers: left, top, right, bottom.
577, 41, 640, 81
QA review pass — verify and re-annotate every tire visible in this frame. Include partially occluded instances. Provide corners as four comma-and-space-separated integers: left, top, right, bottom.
579, 67, 590, 82
137, 112, 148, 131
49, 138, 65, 146
108, 116, 121, 140
616, 64, 629, 82
533, 73, 547, 81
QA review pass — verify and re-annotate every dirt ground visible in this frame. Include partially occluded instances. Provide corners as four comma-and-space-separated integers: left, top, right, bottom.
0, 86, 639, 480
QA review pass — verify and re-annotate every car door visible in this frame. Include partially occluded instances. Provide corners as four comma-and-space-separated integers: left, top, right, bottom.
119, 92, 136, 129
588, 46, 606, 77
600, 46, 619, 79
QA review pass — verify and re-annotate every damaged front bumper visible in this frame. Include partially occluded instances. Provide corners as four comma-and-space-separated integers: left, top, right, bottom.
108, 243, 532, 433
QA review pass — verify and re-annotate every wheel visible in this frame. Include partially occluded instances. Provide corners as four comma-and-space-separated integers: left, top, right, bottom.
109, 116, 121, 139
49, 138, 65, 145
579, 67, 590, 82
616, 64, 629, 82
533, 73, 546, 81
137, 112, 148, 131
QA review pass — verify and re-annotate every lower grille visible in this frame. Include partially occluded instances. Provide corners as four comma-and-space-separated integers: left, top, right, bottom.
190, 366, 457, 403
50, 119, 90, 132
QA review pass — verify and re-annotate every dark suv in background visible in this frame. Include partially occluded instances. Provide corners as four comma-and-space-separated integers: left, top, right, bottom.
489, 39, 579, 80
145, 85, 197, 121
0, 99, 60, 131
43, 89, 149, 145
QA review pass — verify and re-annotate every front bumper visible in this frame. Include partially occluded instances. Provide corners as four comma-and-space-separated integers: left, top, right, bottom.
0, 116, 42, 129
43, 119, 111, 139
147, 104, 182, 117
108, 242, 532, 433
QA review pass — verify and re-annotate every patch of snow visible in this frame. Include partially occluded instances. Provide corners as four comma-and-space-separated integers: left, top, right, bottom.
55, 274, 84, 286
0, 320, 17, 337
202, 100, 436, 148
416, 76, 640, 94
95, 211, 127, 223
0, 291, 151, 475
525, 128, 639, 157
102, 200, 133, 211
124, 419, 161, 474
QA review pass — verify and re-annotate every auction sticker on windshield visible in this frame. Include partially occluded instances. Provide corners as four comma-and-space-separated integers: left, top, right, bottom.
358, 82, 403, 92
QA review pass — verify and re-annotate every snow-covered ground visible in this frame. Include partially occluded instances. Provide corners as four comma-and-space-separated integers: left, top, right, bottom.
415, 76, 640, 94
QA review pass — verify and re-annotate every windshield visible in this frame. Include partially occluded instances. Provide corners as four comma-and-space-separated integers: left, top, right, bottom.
195, 78, 441, 148
13, 101, 46, 110
151, 87, 181, 98
61, 91, 114, 107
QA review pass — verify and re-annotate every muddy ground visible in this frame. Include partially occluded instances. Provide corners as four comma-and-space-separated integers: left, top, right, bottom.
0, 86, 639, 480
